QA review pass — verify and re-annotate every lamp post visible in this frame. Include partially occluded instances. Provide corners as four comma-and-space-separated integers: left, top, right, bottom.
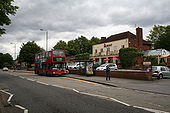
10, 43, 16, 70
10, 43, 17, 60
40, 29, 48, 51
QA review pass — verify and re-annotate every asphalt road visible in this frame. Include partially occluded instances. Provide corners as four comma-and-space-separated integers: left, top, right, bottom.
0, 71, 153, 113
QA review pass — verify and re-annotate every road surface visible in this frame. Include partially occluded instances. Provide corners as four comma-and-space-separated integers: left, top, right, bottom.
0, 70, 153, 113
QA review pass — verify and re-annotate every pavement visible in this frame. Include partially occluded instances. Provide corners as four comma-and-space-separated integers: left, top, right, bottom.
13, 70, 170, 95
65, 74, 170, 95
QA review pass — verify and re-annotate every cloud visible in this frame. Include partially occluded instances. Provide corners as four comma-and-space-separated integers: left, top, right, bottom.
1, 0, 170, 57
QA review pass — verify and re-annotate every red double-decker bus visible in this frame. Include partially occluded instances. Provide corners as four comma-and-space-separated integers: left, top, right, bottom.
35, 49, 68, 76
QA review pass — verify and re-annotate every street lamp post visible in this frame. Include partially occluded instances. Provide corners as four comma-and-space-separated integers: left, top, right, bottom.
10, 43, 16, 60
40, 29, 48, 51
10, 43, 16, 70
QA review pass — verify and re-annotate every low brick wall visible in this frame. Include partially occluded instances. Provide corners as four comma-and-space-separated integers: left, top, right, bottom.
69, 70, 84, 75
69, 69, 152, 80
94, 70, 152, 80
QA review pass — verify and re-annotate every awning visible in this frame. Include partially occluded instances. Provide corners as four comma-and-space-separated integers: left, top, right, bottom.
103, 58, 110, 61
160, 53, 170, 58
110, 58, 119, 60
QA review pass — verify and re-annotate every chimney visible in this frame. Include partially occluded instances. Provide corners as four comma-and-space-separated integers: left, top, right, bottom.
136, 27, 143, 49
101, 37, 106, 43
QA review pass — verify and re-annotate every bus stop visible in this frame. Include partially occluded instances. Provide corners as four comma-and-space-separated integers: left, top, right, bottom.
69, 60, 94, 76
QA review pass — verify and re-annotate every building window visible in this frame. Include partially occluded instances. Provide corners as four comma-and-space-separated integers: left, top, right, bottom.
100, 49, 103, 52
121, 45, 125, 48
106, 48, 110, 55
95, 49, 97, 53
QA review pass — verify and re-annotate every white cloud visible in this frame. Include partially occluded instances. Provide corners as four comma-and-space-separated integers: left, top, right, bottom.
1, 0, 170, 59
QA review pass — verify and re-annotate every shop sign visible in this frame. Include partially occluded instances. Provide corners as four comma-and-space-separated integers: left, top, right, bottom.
143, 62, 151, 66
104, 43, 112, 47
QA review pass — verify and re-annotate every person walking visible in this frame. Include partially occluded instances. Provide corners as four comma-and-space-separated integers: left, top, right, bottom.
106, 65, 111, 81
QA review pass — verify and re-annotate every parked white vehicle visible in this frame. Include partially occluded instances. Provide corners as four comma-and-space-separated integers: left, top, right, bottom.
96, 63, 118, 71
67, 63, 84, 70
148, 66, 170, 79
2, 67, 9, 71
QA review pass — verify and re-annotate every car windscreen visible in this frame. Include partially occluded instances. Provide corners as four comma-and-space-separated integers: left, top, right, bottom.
100, 64, 107, 67
152, 67, 157, 71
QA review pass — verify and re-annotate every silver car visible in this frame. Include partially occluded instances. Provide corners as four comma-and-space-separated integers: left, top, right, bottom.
150, 66, 170, 79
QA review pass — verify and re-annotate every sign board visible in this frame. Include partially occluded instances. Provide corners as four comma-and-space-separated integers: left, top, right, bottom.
86, 62, 93, 75
143, 62, 151, 66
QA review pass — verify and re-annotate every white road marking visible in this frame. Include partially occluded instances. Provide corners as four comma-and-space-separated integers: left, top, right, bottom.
134, 106, 169, 113
19, 76, 26, 79
36, 81, 49, 85
73, 89, 79, 93
109, 98, 130, 106
26, 78, 35, 82
15, 105, 29, 113
0, 90, 29, 113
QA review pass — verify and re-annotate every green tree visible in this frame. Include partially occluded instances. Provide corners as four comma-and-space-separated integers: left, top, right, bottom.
75, 53, 90, 60
145, 56, 157, 66
89, 37, 100, 54
156, 26, 170, 51
0, 0, 19, 36
18, 41, 43, 67
67, 36, 90, 56
53, 40, 68, 55
74, 36, 91, 54
0, 53, 13, 68
67, 40, 77, 56
0, 53, 3, 68
119, 48, 143, 69
146, 25, 169, 49
57, 36, 100, 60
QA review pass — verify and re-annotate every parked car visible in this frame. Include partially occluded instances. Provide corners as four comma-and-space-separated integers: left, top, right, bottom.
93, 62, 101, 70
2, 67, 9, 71
148, 66, 170, 79
96, 63, 118, 71
67, 63, 84, 70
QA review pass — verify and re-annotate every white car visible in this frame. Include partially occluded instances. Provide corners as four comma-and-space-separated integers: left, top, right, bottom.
3, 67, 9, 71
96, 63, 118, 71
67, 63, 84, 70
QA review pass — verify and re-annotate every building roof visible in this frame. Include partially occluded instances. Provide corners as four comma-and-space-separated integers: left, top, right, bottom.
101, 31, 136, 43
144, 49, 170, 56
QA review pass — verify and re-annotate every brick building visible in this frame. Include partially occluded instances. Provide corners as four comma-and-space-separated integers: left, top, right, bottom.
90, 27, 151, 65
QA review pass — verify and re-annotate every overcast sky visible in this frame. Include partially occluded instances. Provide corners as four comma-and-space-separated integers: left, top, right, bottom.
1, 0, 170, 59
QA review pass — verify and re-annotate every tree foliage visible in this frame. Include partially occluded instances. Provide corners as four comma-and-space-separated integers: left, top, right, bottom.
144, 56, 157, 66
147, 25, 170, 50
156, 26, 170, 51
53, 40, 68, 55
119, 48, 143, 69
18, 41, 43, 67
75, 53, 90, 60
0, 53, 13, 68
0, 0, 19, 36
89, 37, 100, 54
53, 36, 100, 60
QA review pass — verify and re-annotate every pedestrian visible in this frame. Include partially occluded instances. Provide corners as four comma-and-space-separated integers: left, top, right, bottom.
106, 65, 110, 81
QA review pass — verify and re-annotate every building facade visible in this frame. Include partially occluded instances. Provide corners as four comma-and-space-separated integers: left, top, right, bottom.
90, 27, 151, 64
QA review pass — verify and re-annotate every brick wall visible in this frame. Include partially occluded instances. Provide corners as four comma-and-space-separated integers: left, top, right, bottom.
69, 70, 152, 80
94, 70, 152, 80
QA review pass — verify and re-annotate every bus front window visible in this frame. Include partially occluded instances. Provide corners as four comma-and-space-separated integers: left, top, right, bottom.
52, 63, 66, 70
53, 50, 65, 56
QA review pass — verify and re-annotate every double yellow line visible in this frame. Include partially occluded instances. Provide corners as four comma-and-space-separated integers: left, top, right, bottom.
60, 77, 97, 85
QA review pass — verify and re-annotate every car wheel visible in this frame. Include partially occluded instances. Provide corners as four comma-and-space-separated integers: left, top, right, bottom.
158, 74, 163, 79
